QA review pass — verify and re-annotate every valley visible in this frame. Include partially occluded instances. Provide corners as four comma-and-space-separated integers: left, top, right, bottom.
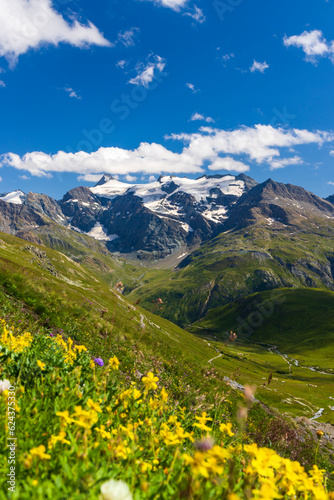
1, 174, 334, 497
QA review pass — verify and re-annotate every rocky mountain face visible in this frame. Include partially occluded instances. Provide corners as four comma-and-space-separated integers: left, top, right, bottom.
1, 174, 334, 261
224, 179, 334, 230
325, 194, 334, 205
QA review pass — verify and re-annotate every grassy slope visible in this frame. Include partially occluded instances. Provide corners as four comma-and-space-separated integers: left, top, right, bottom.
0, 303, 331, 499
188, 288, 334, 423
0, 232, 334, 497
126, 223, 334, 327
0, 232, 223, 376
4, 228, 333, 424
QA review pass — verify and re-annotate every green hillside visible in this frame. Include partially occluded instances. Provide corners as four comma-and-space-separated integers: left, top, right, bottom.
189, 288, 334, 368
0, 232, 333, 498
126, 223, 334, 327
188, 288, 334, 423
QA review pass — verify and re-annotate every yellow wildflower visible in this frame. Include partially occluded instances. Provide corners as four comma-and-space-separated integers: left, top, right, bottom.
252, 478, 283, 499
56, 410, 73, 426
194, 412, 212, 432
133, 388, 142, 400
219, 422, 234, 437
37, 360, 46, 371
71, 406, 98, 429
149, 398, 160, 410
109, 355, 120, 370
160, 387, 168, 402
95, 425, 111, 439
87, 398, 102, 413
140, 462, 153, 473
48, 431, 71, 449
142, 372, 159, 391
29, 445, 51, 460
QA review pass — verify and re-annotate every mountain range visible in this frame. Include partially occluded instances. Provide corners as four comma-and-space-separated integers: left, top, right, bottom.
1, 173, 334, 262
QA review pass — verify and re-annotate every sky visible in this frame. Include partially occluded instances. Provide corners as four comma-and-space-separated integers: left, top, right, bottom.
0, 0, 334, 199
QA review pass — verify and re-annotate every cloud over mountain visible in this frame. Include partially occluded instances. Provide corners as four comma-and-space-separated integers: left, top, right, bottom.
1, 125, 332, 178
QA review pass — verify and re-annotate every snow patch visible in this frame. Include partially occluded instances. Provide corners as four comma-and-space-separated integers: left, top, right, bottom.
0, 190, 26, 205
86, 223, 119, 241
177, 253, 188, 259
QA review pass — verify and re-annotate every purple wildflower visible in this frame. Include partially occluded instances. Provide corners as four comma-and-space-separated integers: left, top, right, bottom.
94, 358, 104, 367
49, 333, 54, 338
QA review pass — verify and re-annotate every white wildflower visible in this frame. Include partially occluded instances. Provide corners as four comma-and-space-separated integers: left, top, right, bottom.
0, 379, 11, 393
100, 479, 133, 500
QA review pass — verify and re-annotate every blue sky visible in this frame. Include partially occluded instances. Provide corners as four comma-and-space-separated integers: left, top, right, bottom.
1, 0, 334, 199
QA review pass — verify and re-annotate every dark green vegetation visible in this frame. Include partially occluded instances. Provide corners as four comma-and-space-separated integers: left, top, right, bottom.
189, 288, 334, 424
190, 288, 334, 369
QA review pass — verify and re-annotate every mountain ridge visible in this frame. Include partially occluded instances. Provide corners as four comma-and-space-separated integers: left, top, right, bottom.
1, 173, 334, 262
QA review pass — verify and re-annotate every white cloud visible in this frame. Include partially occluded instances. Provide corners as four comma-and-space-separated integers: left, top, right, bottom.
328, 181, 334, 186
186, 82, 200, 93
283, 30, 334, 64
116, 60, 127, 69
124, 174, 137, 182
269, 155, 303, 170
77, 174, 102, 183
0, 0, 111, 66
185, 6, 205, 23
0, 142, 204, 178
0, 176, 3, 182
221, 53, 234, 62
148, 175, 156, 182
129, 55, 166, 87
1, 125, 332, 179
0, 81, 5, 88
250, 60, 269, 73
209, 157, 249, 172
167, 124, 332, 167
190, 113, 215, 123
64, 87, 81, 100
143, 0, 188, 11
19, 174, 29, 180
115, 28, 139, 47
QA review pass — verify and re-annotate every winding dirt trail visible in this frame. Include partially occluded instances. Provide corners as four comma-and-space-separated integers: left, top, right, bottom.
202, 338, 223, 364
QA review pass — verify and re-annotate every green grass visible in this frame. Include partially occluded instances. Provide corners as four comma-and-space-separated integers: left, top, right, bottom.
0, 318, 331, 499
0, 231, 333, 498
188, 288, 334, 423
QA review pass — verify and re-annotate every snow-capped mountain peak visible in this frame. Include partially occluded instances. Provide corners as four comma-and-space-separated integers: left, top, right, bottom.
0, 190, 26, 205
90, 178, 134, 199
91, 174, 246, 212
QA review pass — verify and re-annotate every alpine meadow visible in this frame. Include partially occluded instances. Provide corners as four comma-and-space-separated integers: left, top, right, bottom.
0, 0, 334, 499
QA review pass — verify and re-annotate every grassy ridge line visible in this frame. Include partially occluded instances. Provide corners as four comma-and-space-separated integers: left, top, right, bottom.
1, 232, 333, 426
0, 230, 260, 408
